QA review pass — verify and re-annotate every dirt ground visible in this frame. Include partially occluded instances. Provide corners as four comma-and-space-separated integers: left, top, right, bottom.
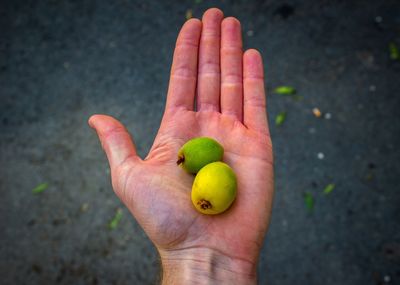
1, 0, 399, 284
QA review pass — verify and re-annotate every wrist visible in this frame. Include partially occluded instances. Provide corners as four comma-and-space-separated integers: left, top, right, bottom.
159, 247, 257, 285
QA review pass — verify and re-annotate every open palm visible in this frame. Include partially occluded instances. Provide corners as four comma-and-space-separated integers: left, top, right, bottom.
89, 8, 274, 279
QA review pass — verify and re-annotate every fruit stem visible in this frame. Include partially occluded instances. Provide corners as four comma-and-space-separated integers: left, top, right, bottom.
197, 199, 212, 210
176, 155, 185, 165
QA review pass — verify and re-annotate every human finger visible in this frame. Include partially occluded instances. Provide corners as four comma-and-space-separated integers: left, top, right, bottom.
88, 114, 141, 169
165, 19, 202, 112
220, 17, 243, 120
196, 8, 223, 112
243, 49, 269, 135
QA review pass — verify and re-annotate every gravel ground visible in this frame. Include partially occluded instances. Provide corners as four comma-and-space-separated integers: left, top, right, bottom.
1, 0, 400, 284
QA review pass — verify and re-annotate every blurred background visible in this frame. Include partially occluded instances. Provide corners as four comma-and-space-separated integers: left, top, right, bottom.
1, 0, 400, 284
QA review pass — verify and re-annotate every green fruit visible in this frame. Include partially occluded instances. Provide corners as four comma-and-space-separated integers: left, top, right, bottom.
177, 137, 224, 174
191, 162, 237, 215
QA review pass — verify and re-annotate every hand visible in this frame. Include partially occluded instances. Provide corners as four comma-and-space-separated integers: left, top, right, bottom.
89, 8, 274, 285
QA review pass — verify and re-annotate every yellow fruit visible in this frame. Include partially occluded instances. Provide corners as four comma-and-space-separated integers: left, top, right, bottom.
177, 137, 224, 174
191, 162, 237, 215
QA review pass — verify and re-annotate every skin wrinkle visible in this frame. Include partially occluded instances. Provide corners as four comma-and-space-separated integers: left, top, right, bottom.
175, 40, 200, 49
149, 130, 189, 158
163, 106, 192, 118
226, 149, 273, 167
114, 158, 138, 201
99, 128, 126, 152
145, 139, 177, 162
121, 162, 147, 210
243, 96, 266, 108
140, 173, 196, 246
199, 69, 221, 77
196, 103, 220, 112
164, 258, 250, 279
160, 213, 200, 249
170, 73, 197, 80
221, 109, 241, 119
221, 43, 243, 52
160, 245, 257, 278
243, 74, 264, 80
198, 59, 220, 71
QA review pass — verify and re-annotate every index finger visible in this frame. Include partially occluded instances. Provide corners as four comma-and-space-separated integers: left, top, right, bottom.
164, 19, 202, 112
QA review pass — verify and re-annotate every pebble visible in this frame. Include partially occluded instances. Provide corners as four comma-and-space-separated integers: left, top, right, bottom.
247, 30, 254, 37
384, 275, 391, 283
312, 107, 322, 117
317, 152, 325, 160
369, 85, 376, 92
185, 9, 193, 20
80, 203, 89, 212
324, 113, 332, 119
375, 16, 383, 23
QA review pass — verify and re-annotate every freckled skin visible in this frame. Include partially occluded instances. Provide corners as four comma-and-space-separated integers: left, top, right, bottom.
191, 162, 237, 215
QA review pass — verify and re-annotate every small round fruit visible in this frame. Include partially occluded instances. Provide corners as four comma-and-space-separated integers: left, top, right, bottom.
191, 162, 237, 215
177, 137, 224, 174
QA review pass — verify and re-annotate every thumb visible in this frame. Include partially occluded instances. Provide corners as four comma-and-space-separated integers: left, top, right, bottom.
88, 114, 140, 172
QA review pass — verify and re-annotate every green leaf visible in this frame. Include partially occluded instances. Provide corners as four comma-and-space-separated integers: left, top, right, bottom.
109, 208, 123, 230
323, 183, 335, 195
304, 192, 314, 212
275, 112, 286, 126
32, 183, 48, 194
185, 9, 193, 20
273, 86, 296, 95
389, 42, 399, 60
